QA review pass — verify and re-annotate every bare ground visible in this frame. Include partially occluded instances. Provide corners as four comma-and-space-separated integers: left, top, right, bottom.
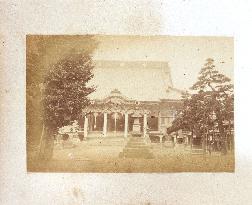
28, 143, 234, 173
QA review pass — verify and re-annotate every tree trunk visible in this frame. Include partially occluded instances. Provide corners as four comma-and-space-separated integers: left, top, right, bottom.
38, 125, 54, 160
217, 117, 227, 155
228, 120, 234, 152
211, 102, 227, 155
38, 124, 45, 159
190, 129, 193, 150
202, 132, 206, 156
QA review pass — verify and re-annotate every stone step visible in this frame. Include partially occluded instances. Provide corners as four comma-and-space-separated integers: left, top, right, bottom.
128, 137, 145, 141
87, 140, 126, 143
87, 137, 126, 140
125, 145, 149, 149
126, 142, 146, 146
127, 142, 146, 145
85, 138, 127, 146
127, 143, 147, 147
128, 139, 145, 142
191, 149, 204, 155
128, 138, 145, 141
119, 136, 154, 159
88, 143, 126, 147
123, 148, 151, 153
163, 141, 174, 148
119, 151, 154, 159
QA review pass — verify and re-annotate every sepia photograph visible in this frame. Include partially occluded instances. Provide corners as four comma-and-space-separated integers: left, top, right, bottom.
3, 0, 252, 204
26, 35, 234, 172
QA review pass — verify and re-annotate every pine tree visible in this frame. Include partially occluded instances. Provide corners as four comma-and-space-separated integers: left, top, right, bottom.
191, 58, 233, 154
169, 58, 233, 155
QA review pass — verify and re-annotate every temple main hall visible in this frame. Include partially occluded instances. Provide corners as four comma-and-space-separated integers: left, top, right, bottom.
81, 60, 183, 139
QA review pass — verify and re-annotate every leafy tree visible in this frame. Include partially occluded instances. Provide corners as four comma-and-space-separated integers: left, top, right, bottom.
38, 53, 95, 159
26, 35, 97, 86
26, 35, 97, 160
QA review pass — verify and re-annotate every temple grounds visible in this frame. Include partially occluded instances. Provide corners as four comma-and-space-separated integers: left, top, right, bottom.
27, 137, 234, 173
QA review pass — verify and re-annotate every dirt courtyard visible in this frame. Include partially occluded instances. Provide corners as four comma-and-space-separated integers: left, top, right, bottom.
28, 137, 234, 173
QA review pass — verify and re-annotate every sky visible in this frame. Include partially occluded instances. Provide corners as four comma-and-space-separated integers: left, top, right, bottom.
92, 35, 233, 90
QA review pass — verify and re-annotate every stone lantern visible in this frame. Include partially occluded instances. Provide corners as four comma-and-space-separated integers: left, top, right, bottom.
131, 112, 142, 136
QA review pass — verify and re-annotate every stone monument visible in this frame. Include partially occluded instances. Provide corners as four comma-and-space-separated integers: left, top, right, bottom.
131, 112, 142, 137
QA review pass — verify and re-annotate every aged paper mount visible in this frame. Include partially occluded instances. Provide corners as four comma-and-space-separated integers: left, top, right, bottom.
1, 1, 252, 205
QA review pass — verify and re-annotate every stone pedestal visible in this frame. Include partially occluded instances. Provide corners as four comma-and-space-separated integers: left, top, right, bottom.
131, 112, 142, 137
132, 118, 141, 133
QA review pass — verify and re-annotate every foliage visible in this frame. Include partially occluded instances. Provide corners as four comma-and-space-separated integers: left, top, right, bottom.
26, 35, 97, 159
42, 52, 95, 130
26, 35, 97, 86
169, 58, 234, 154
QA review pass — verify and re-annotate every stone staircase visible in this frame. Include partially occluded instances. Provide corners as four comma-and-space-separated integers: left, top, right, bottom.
85, 136, 127, 146
191, 146, 204, 155
119, 137, 154, 159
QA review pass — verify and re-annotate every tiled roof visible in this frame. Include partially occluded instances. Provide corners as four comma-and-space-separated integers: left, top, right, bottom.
88, 60, 182, 101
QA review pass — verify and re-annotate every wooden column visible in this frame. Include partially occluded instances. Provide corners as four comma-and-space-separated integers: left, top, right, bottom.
143, 113, 147, 138
103, 112, 107, 137
84, 115, 88, 138
93, 112, 98, 129
158, 112, 161, 132
124, 112, 128, 138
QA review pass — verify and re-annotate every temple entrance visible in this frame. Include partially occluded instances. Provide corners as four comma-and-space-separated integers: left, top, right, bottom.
93, 113, 104, 131
88, 112, 103, 131
81, 89, 178, 139
107, 113, 125, 132
147, 115, 158, 131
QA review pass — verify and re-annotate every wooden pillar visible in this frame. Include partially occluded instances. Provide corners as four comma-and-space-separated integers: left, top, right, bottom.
89, 114, 93, 131
103, 112, 107, 137
124, 112, 128, 137
158, 112, 161, 132
93, 112, 98, 129
159, 135, 162, 144
84, 115, 88, 138
143, 113, 147, 138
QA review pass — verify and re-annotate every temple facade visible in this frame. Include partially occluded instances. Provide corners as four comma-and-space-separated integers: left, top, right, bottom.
81, 60, 183, 138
